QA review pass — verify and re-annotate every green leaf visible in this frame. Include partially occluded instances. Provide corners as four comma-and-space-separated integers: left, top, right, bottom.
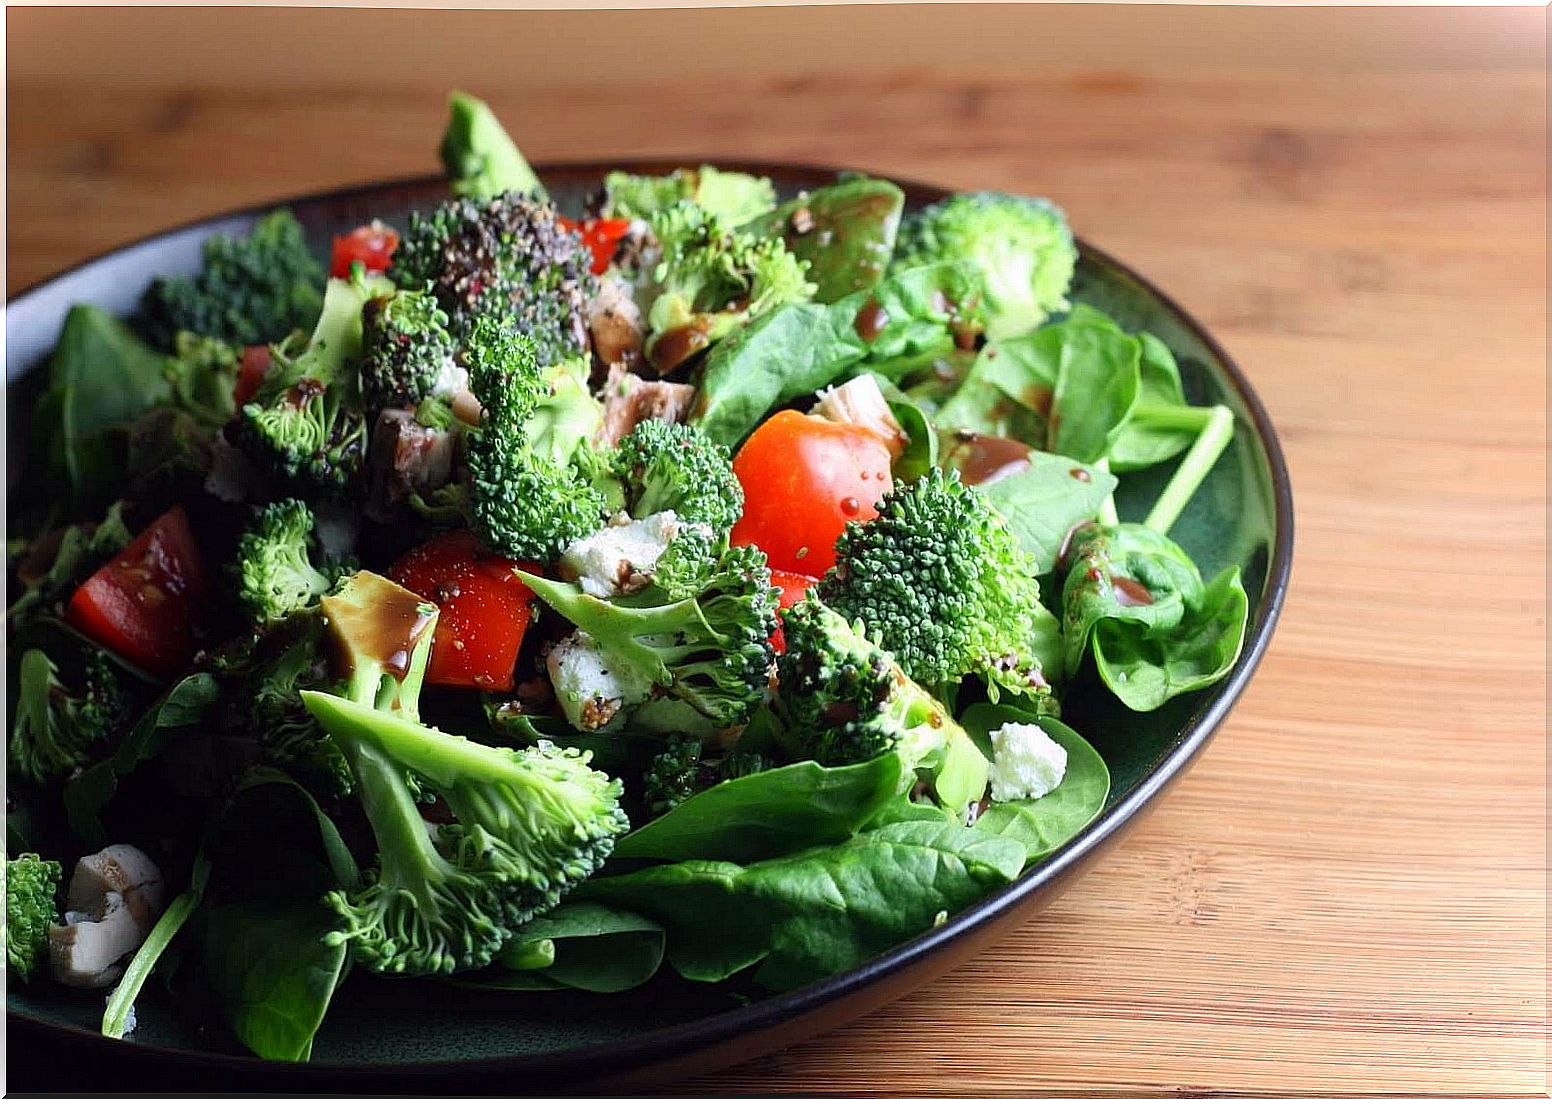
745, 178, 905, 303
581, 821, 1025, 992
935, 332, 1059, 443
1093, 565, 1249, 712
968, 450, 1117, 573
1046, 306, 1142, 462
615, 754, 905, 863
455, 903, 666, 994
961, 706, 1110, 864
1059, 523, 1201, 678
63, 673, 221, 847
440, 90, 545, 201
1107, 333, 1205, 471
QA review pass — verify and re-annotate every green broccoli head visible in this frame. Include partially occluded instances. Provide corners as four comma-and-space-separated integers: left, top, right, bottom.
612, 420, 743, 536
301, 689, 627, 976
603, 166, 776, 225
9, 649, 131, 785
775, 596, 988, 812
5, 853, 62, 980
164, 331, 242, 427
520, 543, 778, 733
142, 209, 325, 349
234, 498, 346, 625
642, 204, 815, 373
641, 734, 768, 817
816, 468, 1061, 705
360, 287, 455, 415
439, 90, 546, 201
893, 191, 1077, 339
246, 620, 353, 797
390, 193, 594, 369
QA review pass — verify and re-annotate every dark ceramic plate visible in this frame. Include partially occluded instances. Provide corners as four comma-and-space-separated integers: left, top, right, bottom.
5, 164, 1292, 1093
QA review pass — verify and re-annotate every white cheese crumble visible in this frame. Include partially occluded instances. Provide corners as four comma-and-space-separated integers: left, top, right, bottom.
988, 721, 1068, 803
546, 631, 654, 732
559, 510, 682, 598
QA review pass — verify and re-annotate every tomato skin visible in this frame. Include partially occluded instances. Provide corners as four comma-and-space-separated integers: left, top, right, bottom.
233, 345, 273, 406
768, 570, 818, 655
730, 411, 894, 576
66, 506, 208, 677
329, 222, 399, 278
557, 215, 632, 275
388, 531, 538, 691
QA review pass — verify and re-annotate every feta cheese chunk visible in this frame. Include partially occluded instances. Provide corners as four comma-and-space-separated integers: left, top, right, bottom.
811, 374, 908, 457
559, 510, 682, 598
546, 631, 654, 732
987, 721, 1068, 803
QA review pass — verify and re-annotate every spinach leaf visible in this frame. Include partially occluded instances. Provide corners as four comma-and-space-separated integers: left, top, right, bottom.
691, 262, 981, 446
614, 754, 905, 863
970, 450, 1117, 572
1059, 523, 1200, 678
64, 673, 221, 847
1107, 333, 1207, 472
193, 770, 358, 1062
34, 306, 173, 511
580, 820, 1025, 992
1044, 306, 1141, 462
935, 332, 1058, 442
857, 372, 938, 481
746, 178, 905, 303
1092, 565, 1249, 712
456, 903, 666, 994
960, 705, 1110, 864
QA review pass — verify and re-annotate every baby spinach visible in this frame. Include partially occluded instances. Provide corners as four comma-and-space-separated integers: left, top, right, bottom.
456, 903, 666, 994
1107, 333, 1210, 471
691, 262, 982, 446
1045, 306, 1142, 462
935, 333, 1057, 442
960, 705, 1110, 864
580, 820, 1025, 992
746, 178, 905, 302
614, 754, 905, 863
1060, 523, 1248, 711
969, 450, 1117, 573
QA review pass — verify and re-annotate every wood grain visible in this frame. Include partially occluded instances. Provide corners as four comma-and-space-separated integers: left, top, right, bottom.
6, 5, 1546, 1091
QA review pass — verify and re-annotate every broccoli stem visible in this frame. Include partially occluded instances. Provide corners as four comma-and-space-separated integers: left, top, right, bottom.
1143, 404, 1235, 535
349, 739, 451, 897
1095, 459, 1120, 527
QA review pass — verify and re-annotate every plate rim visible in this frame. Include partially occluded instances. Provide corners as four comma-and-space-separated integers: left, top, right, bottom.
5, 160, 1295, 1079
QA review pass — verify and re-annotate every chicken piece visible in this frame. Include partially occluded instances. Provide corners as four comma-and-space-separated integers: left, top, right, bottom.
811, 374, 908, 458
366, 408, 457, 518
48, 844, 166, 989
586, 275, 645, 370
595, 362, 696, 448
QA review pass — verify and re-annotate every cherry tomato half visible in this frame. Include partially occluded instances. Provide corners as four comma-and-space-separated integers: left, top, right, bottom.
557, 215, 632, 275
730, 410, 894, 576
769, 570, 818, 655
233, 345, 273, 407
388, 531, 538, 691
330, 222, 400, 278
66, 507, 209, 677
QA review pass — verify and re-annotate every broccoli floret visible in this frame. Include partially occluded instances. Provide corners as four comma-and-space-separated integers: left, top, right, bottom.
5, 853, 62, 980
612, 420, 743, 536
893, 191, 1077, 339
604, 166, 776, 225
391, 193, 593, 370
142, 209, 324, 349
641, 204, 814, 373
525, 356, 604, 469
239, 269, 392, 493
7, 502, 133, 627
775, 596, 988, 813
439, 90, 545, 201
164, 332, 242, 427
641, 734, 768, 817
9, 649, 131, 784
520, 544, 778, 735
233, 498, 349, 625
246, 619, 352, 796
359, 287, 455, 416
816, 468, 1062, 705
299, 598, 627, 976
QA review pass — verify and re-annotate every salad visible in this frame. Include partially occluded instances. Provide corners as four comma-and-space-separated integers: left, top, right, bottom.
5, 92, 1247, 1059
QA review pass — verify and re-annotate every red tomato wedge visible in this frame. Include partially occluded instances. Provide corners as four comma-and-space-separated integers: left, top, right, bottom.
66, 506, 209, 677
557, 215, 632, 275
233, 345, 273, 407
330, 222, 400, 278
388, 531, 538, 691
730, 410, 894, 576
769, 570, 818, 655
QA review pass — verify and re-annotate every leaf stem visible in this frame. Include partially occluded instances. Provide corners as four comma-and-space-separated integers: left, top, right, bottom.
1128, 403, 1217, 431
1095, 459, 1119, 526
101, 887, 202, 1038
1143, 405, 1234, 535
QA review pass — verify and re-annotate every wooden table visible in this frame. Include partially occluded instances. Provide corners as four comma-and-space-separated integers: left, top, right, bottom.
8, 5, 1546, 1092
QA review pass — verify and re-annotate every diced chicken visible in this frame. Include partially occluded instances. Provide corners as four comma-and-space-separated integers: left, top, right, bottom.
811, 374, 909, 458
595, 362, 696, 448
366, 408, 457, 518
586, 275, 645, 370
49, 844, 165, 989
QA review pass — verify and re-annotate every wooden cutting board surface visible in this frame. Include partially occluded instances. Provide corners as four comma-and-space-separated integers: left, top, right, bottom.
7, 5, 1546, 1091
